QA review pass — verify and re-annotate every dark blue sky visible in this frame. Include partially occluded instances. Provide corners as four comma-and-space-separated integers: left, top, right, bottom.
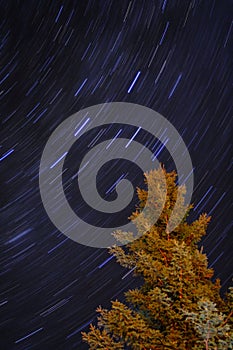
0, 1, 232, 349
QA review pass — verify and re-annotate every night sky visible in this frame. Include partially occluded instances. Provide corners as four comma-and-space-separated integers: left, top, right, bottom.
1, 1, 232, 349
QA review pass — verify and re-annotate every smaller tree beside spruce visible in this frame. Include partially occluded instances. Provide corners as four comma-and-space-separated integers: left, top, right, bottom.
82, 168, 233, 349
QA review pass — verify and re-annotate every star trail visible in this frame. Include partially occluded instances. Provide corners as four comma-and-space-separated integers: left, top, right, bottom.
0, 1, 232, 349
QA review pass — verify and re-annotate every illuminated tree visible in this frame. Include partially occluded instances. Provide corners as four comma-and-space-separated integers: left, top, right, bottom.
82, 168, 232, 349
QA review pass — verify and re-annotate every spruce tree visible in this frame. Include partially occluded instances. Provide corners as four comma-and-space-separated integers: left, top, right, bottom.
82, 168, 232, 349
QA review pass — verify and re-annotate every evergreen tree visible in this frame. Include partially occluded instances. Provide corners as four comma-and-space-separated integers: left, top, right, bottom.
82, 168, 232, 349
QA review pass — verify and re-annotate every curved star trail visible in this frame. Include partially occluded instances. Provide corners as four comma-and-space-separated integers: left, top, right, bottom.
0, 1, 232, 349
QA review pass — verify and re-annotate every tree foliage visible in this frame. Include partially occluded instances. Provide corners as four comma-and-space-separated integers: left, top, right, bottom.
82, 168, 232, 349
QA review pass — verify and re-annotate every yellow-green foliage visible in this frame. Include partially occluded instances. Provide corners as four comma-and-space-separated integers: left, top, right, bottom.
82, 168, 232, 349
